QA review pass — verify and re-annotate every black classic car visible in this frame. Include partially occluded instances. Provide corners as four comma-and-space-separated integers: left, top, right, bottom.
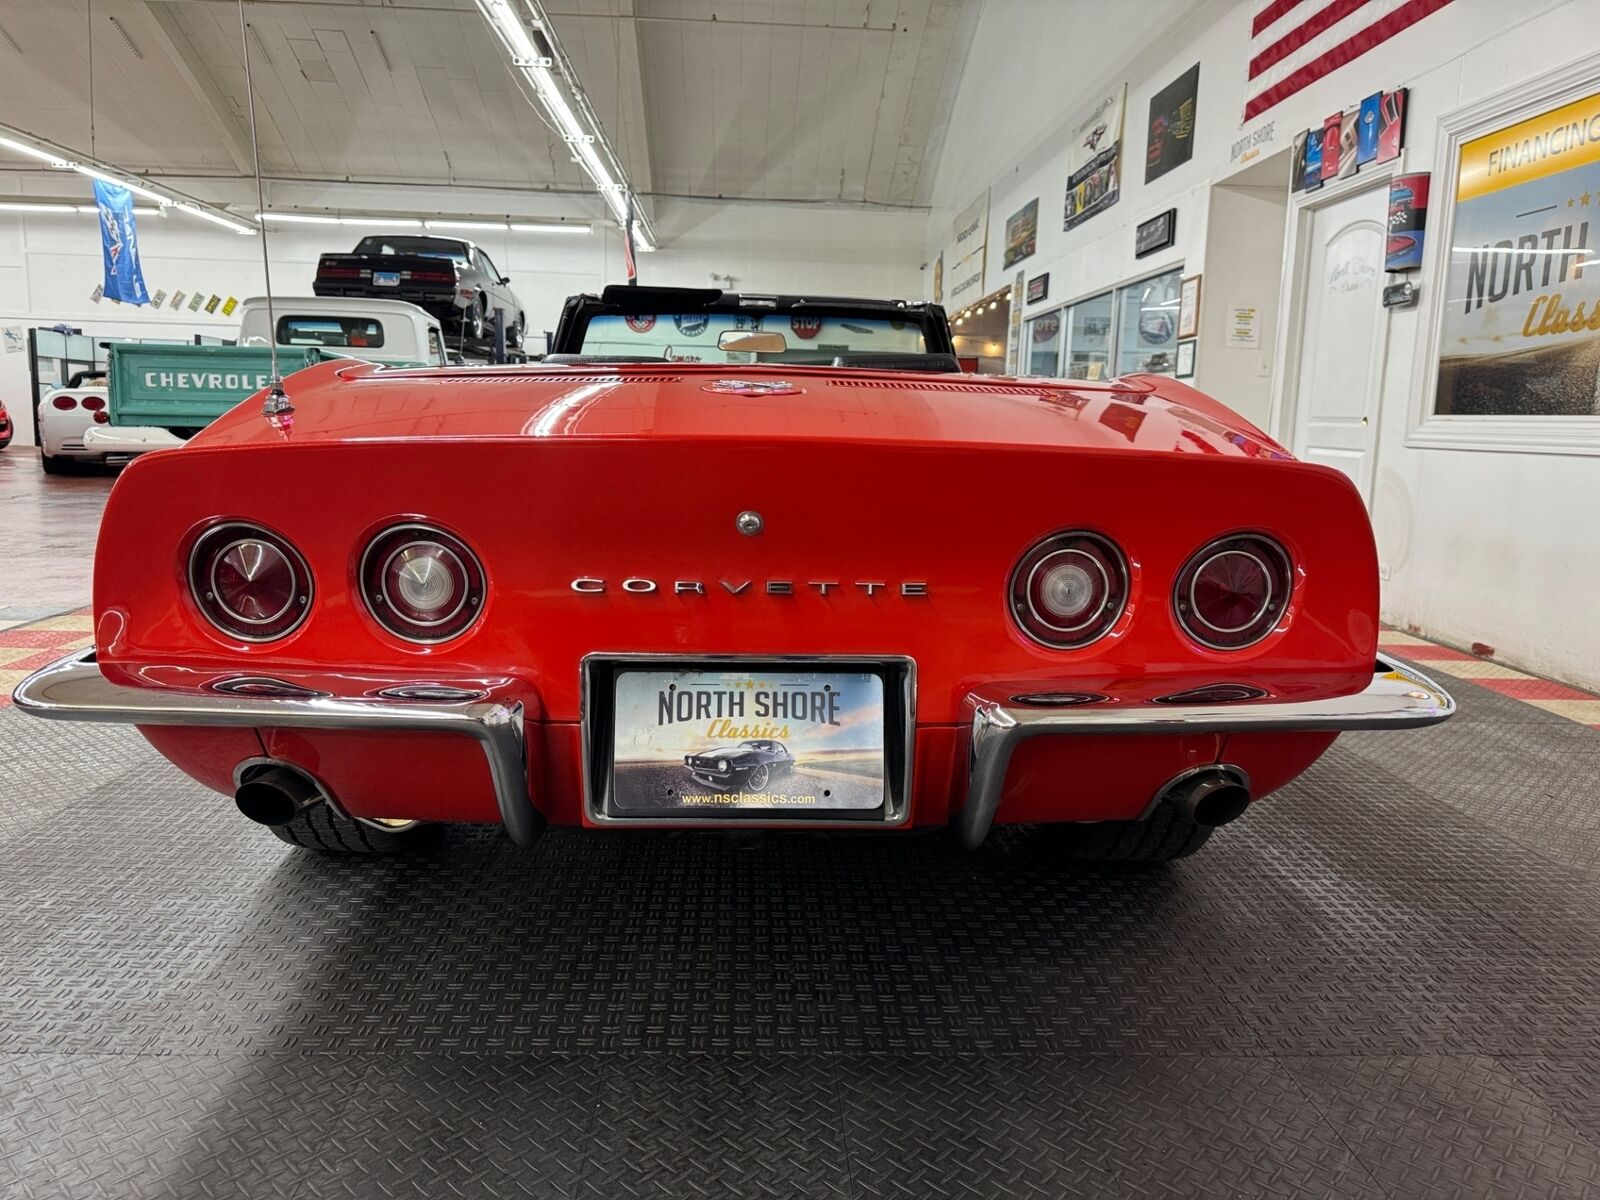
684, 740, 794, 790
313, 236, 525, 345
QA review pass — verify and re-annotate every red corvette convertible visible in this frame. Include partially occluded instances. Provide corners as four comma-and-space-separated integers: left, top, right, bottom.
15, 287, 1453, 863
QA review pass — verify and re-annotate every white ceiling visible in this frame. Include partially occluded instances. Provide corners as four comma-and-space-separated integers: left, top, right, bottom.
0, 0, 972, 211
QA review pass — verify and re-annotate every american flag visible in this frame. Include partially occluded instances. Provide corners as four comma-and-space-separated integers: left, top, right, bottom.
1245, 0, 1455, 121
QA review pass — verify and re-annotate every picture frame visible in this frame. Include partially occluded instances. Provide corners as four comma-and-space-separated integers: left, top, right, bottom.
1177, 274, 1201, 340
1175, 339, 1196, 379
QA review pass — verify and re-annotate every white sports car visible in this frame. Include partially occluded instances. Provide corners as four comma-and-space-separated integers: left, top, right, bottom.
38, 373, 111, 474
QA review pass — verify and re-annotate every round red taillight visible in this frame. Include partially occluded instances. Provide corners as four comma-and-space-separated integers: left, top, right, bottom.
1174, 534, 1293, 650
188, 523, 313, 642
80, 395, 105, 411
1009, 531, 1128, 649
360, 523, 485, 643
52, 395, 77, 410
92, 411, 109, 424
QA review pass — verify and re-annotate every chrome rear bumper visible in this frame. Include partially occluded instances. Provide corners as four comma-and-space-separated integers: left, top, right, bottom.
955, 655, 1456, 848
10, 647, 543, 847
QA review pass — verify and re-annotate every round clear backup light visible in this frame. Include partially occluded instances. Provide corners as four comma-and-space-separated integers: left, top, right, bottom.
1009, 531, 1128, 649
360, 523, 486, 643
188, 522, 313, 642
1174, 533, 1293, 650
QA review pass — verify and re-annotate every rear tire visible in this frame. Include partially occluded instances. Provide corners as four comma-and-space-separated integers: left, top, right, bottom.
40, 452, 71, 475
465, 295, 486, 341
268, 805, 441, 856
1037, 794, 1213, 865
507, 312, 524, 348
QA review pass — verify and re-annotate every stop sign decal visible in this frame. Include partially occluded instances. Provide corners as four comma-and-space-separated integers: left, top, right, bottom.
791, 316, 822, 340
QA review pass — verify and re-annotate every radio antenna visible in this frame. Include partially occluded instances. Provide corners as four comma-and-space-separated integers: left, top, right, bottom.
237, 0, 290, 419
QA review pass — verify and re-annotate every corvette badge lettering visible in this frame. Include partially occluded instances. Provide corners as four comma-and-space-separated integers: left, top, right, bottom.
572, 577, 927, 597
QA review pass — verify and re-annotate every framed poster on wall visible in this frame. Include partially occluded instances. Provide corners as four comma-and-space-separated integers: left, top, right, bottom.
1064, 85, 1126, 231
1178, 275, 1201, 339
1004, 199, 1038, 268
1433, 89, 1600, 418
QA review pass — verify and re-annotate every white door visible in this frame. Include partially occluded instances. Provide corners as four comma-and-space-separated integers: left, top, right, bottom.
1288, 183, 1388, 502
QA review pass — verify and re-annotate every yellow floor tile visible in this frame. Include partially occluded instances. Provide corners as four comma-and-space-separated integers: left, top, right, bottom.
22, 612, 95, 632
1526, 699, 1600, 723
1377, 631, 1435, 646
1428, 659, 1533, 680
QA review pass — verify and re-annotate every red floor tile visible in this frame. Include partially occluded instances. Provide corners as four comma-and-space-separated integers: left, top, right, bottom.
1382, 643, 1476, 661
0, 627, 93, 649
1473, 676, 1599, 702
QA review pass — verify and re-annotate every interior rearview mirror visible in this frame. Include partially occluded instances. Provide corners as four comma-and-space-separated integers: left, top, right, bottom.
716, 330, 788, 354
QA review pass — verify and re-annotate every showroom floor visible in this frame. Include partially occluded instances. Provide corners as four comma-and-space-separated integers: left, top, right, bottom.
4, 448, 1600, 1199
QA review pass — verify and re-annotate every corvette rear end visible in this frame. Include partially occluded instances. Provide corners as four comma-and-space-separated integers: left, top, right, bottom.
14, 334, 1453, 864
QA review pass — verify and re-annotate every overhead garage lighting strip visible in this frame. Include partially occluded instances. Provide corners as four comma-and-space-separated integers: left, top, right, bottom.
473, 0, 655, 251
0, 125, 257, 235
256, 211, 592, 235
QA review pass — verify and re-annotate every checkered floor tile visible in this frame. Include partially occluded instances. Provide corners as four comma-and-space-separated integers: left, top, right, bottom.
1382, 627, 1600, 732
0, 608, 93, 709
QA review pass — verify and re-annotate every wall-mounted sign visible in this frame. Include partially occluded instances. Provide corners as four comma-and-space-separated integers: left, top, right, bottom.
1385, 172, 1429, 271
1292, 88, 1406, 193
1230, 120, 1276, 166
1026, 272, 1050, 304
1435, 89, 1600, 416
1227, 303, 1261, 348
1134, 208, 1177, 258
1382, 281, 1418, 308
941, 191, 990, 308
1004, 198, 1038, 268
1064, 85, 1125, 231
1146, 64, 1199, 183
1175, 339, 1196, 378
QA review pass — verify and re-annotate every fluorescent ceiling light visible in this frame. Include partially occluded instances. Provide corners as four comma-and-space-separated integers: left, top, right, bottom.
426, 219, 508, 231
344, 217, 423, 227
258, 211, 341, 224
508, 222, 590, 235
178, 202, 256, 235
0, 201, 79, 212
0, 134, 72, 166
73, 164, 172, 206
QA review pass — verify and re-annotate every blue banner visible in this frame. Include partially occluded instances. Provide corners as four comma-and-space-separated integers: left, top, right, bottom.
93, 179, 150, 306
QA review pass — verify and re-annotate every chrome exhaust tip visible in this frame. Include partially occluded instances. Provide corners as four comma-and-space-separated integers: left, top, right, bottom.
1168, 767, 1251, 827
235, 763, 323, 827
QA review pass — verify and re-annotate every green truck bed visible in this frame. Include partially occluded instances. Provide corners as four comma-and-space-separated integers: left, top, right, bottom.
107, 344, 332, 434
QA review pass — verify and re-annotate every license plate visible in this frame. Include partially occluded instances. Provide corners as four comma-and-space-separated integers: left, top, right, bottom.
373, 271, 401, 287
610, 668, 886, 814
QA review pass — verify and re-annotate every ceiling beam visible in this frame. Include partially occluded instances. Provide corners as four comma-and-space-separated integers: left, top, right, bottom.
134, 0, 255, 176
608, 0, 654, 202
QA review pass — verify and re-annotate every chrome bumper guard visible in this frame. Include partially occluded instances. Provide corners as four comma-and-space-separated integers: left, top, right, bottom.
11, 648, 544, 847
956, 654, 1456, 849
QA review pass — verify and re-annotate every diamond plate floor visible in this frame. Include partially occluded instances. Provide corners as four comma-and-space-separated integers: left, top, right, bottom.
3, 673, 1600, 1197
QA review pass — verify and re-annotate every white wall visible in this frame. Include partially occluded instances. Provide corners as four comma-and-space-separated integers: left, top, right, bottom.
0, 184, 924, 443
917, 0, 1600, 688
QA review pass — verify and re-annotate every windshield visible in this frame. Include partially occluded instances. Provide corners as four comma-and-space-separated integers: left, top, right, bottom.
580, 312, 927, 364
277, 315, 385, 349
353, 236, 469, 264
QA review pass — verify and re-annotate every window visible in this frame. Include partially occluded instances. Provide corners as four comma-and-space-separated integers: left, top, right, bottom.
276, 316, 386, 349
1114, 268, 1182, 377
353, 236, 469, 264
1064, 292, 1114, 380
1026, 313, 1060, 376
428, 328, 446, 366
478, 250, 502, 281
